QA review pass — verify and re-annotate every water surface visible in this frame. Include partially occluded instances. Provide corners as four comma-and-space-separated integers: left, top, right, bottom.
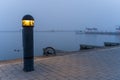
0, 31, 120, 60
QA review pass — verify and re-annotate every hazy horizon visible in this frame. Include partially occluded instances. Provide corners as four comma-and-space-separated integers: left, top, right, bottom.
0, 0, 120, 31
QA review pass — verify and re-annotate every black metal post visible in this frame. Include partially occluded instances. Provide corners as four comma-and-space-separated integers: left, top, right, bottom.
22, 15, 34, 72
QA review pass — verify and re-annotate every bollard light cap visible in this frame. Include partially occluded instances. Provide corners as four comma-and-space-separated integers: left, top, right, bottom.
22, 15, 34, 27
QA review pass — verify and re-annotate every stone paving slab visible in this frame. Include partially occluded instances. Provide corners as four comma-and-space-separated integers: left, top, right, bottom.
0, 47, 120, 80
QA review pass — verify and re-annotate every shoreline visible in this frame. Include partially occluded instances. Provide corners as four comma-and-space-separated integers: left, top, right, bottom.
0, 46, 120, 65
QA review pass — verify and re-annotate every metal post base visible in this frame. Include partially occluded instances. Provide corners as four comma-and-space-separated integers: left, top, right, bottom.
23, 68, 34, 72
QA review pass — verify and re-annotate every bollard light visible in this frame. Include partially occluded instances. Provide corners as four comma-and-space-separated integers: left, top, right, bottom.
22, 20, 34, 27
22, 15, 34, 27
22, 14, 34, 72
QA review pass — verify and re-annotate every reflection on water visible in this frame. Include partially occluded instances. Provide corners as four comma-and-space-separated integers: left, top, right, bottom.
0, 31, 120, 60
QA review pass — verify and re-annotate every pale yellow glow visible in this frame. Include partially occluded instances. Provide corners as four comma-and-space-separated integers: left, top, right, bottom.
22, 20, 34, 27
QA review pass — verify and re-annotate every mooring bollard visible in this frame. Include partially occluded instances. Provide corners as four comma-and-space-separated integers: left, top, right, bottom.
22, 15, 34, 72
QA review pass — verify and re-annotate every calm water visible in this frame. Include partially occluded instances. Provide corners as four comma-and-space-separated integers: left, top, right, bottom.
0, 31, 120, 60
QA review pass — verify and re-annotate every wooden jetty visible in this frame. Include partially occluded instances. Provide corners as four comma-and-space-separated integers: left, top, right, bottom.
80, 44, 103, 50
104, 42, 120, 47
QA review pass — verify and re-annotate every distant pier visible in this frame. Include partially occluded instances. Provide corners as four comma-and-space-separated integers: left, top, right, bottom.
76, 31, 120, 35
85, 32, 120, 35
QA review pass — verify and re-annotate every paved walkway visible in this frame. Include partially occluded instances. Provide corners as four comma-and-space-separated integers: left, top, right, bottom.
0, 47, 120, 80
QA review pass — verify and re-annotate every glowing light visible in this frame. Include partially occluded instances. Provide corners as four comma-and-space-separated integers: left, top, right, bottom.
22, 20, 34, 27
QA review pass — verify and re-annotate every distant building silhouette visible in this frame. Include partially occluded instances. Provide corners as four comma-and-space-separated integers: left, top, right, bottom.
85, 27, 98, 32
116, 26, 120, 32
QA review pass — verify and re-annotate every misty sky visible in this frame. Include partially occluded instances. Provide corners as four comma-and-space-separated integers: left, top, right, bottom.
0, 0, 120, 31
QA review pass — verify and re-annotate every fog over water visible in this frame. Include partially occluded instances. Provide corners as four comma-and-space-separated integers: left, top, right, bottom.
0, 0, 120, 31
0, 0, 120, 60
0, 31, 120, 60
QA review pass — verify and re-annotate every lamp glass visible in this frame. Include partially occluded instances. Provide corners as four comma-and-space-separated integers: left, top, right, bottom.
22, 20, 34, 27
